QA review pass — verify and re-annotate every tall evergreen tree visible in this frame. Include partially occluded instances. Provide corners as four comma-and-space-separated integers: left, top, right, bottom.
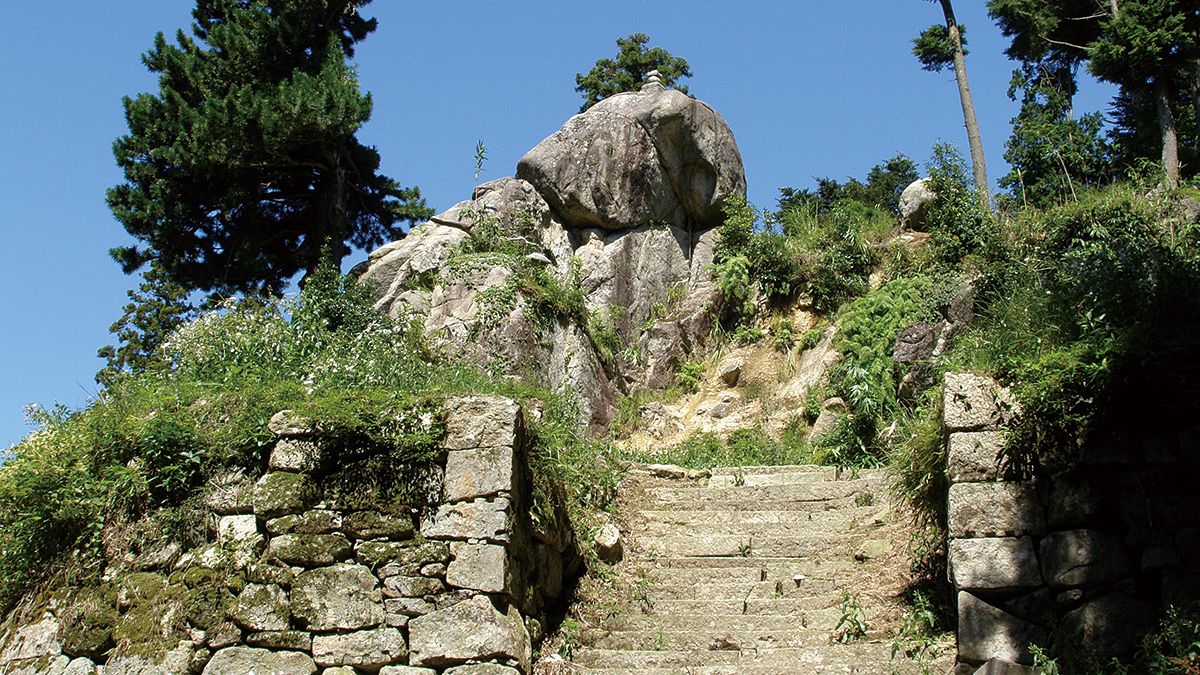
1000, 64, 1112, 207
96, 264, 198, 386
914, 0, 990, 208
575, 34, 692, 112
108, 0, 432, 299
1088, 0, 1197, 187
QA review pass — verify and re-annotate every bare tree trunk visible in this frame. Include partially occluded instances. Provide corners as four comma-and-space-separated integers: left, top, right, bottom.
939, 0, 989, 209
1154, 76, 1180, 188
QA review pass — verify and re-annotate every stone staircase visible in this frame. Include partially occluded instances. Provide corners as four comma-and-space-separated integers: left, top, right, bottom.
555, 464, 944, 675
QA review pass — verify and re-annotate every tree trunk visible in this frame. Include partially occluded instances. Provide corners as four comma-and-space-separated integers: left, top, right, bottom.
1154, 76, 1180, 188
939, 0, 989, 208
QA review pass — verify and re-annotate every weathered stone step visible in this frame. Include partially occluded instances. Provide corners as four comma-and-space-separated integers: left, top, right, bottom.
641, 596, 839, 616
645, 533, 858, 558
572, 645, 868, 668
640, 516, 879, 539
647, 478, 880, 505
708, 465, 836, 476
601, 608, 847, 633
639, 506, 881, 527
646, 497, 868, 512
705, 470, 838, 488
574, 641, 906, 670
643, 556, 852, 575
643, 577, 844, 601
584, 627, 830, 651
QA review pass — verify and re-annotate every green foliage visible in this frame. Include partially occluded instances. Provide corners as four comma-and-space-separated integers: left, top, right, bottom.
889, 400, 948, 532
1029, 603, 1200, 674
912, 23, 968, 72
620, 427, 805, 469
97, 264, 198, 387
1000, 64, 1113, 207
891, 590, 945, 674
834, 588, 869, 643
778, 153, 919, 215
925, 143, 994, 264
0, 257, 613, 614
108, 0, 432, 298
812, 280, 923, 467
575, 33, 692, 112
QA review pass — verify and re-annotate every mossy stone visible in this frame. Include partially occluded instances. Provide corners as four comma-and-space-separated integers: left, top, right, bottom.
254, 471, 319, 519
58, 586, 119, 660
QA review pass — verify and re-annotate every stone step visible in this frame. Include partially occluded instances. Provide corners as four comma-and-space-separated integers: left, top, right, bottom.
642, 578, 844, 602
638, 506, 881, 528
583, 627, 830, 652
644, 533, 859, 559
573, 641, 907, 670
705, 471, 838, 488
707, 465, 837, 476
648, 498, 874, 513
640, 515, 881, 539
600, 608, 846, 634
642, 556, 853, 576
646, 479, 880, 505
640, 596, 839, 616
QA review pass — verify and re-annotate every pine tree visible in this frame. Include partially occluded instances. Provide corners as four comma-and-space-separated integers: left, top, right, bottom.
96, 265, 197, 387
575, 34, 692, 112
107, 0, 432, 299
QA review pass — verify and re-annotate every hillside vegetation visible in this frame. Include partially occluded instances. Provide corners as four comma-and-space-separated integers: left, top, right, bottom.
5, 146, 1200, 672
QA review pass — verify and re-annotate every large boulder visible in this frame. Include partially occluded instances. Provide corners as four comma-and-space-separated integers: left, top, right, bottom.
899, 178, 935, 230
517, 77, 744, 230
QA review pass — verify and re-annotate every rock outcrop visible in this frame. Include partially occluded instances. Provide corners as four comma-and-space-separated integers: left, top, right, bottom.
899, 178, 934, 231
357, 82, 746, 428
517, 75, 745, 231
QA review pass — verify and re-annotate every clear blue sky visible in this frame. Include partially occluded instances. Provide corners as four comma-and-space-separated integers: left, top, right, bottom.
0, 1, 1116, 448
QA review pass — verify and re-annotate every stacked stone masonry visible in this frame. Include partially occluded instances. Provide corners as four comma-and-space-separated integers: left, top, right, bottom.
944, 373, 1200, 673
0, 395, 571, 675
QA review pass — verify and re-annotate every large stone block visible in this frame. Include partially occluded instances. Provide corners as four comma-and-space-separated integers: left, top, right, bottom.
948, 431, 1006, 483
444, 446, 516, 502
958, 592, 1045, 665
948, 482, 1044, 538
444, 665, 522, 675
408, 595, 531, 671
266, 533, 353, 567
266, 509, 341, 536
383, 575, 447, 599
232, 583, 291, 632
0, 617, 61, 665
1059, 593, 1154, 660
943, 372, 1020, 431
950, 537, 1042, 591
356, 540, 450, 568
269, 439, 320, 473
202, 647, 315, 675
446, 542, 510, 594
254, 471, 319, 519
443, 396, 520, 450
291, 564, 384, 632
1040, 529, 1129, 588
1046, 473, 1104, 528
342, 510, 415, 541
312, 627, 407, 670
421, 498, 512, 543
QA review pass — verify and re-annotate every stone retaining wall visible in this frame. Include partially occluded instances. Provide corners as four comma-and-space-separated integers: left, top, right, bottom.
944, 373, 1200, 672
0, 395, 574, 675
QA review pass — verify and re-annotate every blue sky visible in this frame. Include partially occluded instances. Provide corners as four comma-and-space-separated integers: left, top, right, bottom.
0, 1, 1117, 448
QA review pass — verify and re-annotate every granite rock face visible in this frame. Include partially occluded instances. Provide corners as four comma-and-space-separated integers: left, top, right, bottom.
517, 80, 744, 231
